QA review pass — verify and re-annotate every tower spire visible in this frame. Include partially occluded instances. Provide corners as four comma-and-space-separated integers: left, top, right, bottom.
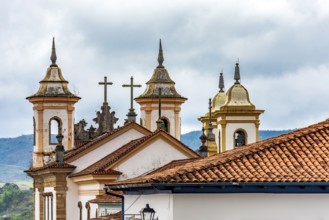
234, 60, 240, 84
50, 37, 57, 66
157, 39, 164, 68
219, 71, 224, 92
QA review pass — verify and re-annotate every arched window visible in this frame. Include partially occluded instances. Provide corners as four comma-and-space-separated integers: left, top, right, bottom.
161, 117, 170, 133
234, 129, 247, 147
49, 117, 62, 144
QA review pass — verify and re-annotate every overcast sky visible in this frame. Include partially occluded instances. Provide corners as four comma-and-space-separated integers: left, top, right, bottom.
1, 0, 329, 137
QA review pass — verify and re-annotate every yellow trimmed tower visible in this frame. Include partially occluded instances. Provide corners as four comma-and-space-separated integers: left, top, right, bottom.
215, 63, 264, 152
199, 63, 264, 154
199, 71, 226, 149
27, 38, 80, 168
135, 40, 187, 140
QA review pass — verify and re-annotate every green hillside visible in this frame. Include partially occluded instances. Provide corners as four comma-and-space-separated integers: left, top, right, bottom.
0, 135, 33, 186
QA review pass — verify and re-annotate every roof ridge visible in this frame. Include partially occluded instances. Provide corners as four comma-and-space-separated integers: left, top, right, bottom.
66, 121, 151, 160
126, 119, 329, 184
188, 120, 329, 173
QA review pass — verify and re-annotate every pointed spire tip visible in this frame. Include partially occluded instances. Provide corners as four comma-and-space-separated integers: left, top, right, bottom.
157, 39, 164, 68
50, 37, 57, 66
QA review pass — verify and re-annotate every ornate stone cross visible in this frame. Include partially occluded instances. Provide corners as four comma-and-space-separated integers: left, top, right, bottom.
99, 76, 113, 103
122, 76, 142, 112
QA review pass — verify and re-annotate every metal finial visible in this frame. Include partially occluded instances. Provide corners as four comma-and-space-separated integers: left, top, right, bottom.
207, 98, 215, 141
50, 37, 57, 66
234, 61, 240, 84
157, 39, 164, 68
219, 71, 224, 92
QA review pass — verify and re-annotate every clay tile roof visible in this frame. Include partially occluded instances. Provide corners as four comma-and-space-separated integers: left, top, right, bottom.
74, 140, 91, 148
70, 129, 178, 177
65, 122, 150, 161
26, 162, 76, 172
88, 192, 122, 203
108, 120, 329, 186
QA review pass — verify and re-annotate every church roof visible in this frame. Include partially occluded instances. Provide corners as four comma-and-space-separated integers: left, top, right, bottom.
107, 119, 329, 186
88, 193, 122, 204
135, 40, 186, 100
26, 162, 76, 172
70, 129, 199, 177
66, 122, 151, 161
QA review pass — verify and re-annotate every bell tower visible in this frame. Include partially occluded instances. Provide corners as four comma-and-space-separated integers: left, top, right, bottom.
215, 63, 264, 152
135, 40, 187, 140
27, 38, 80, 167
199, 63, 264, 154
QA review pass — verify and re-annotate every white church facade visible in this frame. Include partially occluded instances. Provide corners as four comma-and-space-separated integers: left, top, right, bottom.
25, 39, 199, 220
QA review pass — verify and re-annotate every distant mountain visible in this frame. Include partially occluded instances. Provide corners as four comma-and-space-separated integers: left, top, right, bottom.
0, 130, 293, 184
0, 135, 33, 184
181, 129, 294, 150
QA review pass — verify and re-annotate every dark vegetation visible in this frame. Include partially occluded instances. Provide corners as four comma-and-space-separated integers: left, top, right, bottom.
0, 183, 33, 220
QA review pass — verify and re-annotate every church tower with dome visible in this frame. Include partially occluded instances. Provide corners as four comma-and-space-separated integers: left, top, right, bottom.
26, 38, 80, 167
199, 63, 264, 154
135, 40, 187, 140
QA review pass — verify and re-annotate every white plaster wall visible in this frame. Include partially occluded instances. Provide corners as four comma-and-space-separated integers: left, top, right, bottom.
114, 138, 190, 180
124, 194, 173, 220
70, 128, 145, 173
225, 123, 256, 151
66, 177, 79, 220
66, 179, 107, 220
174, 194, 329, 220
35, 188, 40, 220
43, 109, 69, 152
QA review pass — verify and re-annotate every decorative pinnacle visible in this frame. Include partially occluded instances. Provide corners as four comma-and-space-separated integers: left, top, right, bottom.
234, 61, 240, 84
219, 71, 224, 92
207, 98, 215, 141
157, 39, 164, 68
50, 37, 57, 66
198, 127, 208, 157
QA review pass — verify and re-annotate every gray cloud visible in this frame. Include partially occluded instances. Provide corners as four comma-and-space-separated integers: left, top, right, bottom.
1, 0, 329, 137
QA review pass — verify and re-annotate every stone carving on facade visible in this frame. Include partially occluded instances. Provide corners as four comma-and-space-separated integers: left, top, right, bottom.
74, 102, 118, 141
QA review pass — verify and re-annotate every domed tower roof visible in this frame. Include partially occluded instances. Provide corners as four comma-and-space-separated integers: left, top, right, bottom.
135, 40, 186, 100
27, 38, 79, 99
221, 63, 255, 110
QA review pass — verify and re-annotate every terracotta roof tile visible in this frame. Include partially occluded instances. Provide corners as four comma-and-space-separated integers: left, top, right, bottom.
71, 129, 198, 177
26, 162, 76, 172
88, 192, 122, 203
108, 120, 329, 186
65, 122, 151, 161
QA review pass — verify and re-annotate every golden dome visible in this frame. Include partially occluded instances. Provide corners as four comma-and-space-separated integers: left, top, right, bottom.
212, 91, 227, 111
222, 83, 255, 109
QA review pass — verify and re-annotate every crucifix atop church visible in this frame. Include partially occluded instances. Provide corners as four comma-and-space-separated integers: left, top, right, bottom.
99, 76, 113, 103
122, 76, 142, 122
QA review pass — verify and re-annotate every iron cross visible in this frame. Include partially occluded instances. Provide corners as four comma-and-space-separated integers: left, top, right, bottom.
122, 77, 142, 111
99, 76, 113, 103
